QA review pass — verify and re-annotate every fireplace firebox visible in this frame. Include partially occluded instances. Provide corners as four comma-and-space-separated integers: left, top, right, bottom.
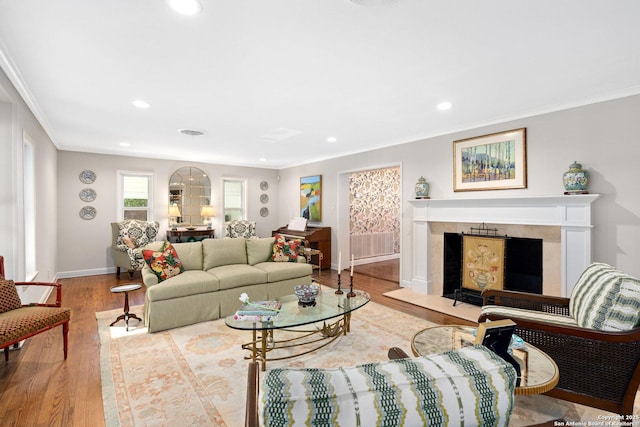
443, 232, 543, 305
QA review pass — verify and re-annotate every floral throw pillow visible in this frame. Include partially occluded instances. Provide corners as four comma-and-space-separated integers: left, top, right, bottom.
0, 279, 22, 313
272, 234, 301, 262
143, 241, 184, 282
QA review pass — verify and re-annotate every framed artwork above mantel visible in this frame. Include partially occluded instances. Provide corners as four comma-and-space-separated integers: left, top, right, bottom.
453, 128, 527, 192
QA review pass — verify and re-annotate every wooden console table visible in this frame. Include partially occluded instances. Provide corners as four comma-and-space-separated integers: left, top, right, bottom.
166, 228, 215, 242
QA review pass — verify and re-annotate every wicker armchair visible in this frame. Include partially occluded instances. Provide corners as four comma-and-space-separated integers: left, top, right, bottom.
479, 263, 640, 416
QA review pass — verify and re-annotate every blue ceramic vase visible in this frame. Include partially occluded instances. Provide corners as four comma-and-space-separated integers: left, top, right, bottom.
563, 161, 589, 194
415, 176, 430, 199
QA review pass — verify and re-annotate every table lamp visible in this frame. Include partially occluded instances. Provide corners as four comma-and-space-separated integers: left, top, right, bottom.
200, 205, 215, 229
169, 205, 181, 230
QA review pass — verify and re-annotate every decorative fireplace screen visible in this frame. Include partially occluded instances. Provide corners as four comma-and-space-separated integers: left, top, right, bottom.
462, 235, 506, 292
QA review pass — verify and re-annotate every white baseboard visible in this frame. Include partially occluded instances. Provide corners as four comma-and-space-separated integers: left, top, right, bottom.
353, 253, 399, 266
57, 267, 115, 279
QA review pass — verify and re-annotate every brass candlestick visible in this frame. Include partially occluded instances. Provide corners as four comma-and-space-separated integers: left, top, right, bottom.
347, 275, 356, 298
335, 273, 343, 295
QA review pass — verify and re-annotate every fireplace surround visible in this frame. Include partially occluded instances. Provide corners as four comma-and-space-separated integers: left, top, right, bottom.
408, 194, 599, 297
443, 232, 543, 305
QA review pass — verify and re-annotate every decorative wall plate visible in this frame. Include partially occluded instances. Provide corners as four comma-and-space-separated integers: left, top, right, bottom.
79, 188, 97, 202
79, 206, 97, 220
260, 181, 269, 191
260, 193, 269, 204
260, 207, 269, 217
79, 170, 96, 184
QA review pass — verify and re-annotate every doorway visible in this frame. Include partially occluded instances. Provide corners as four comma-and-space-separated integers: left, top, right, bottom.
337, 164, 401, 285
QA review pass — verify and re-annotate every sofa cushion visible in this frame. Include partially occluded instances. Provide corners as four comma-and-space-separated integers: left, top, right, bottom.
272, 234, 300, 262
259, 345, 516, 427
570, 262, 640, 331
143, 242, 185, 282
246, 237, 275, 266
145, 270, 220, 302
481, 305, 579, 328
0, 279, 22, 314
172, 242, 203, 271
203, 238, 248, 269
207, 264, 267, 290
144, 241, 203, 271
253, 262, 312, 282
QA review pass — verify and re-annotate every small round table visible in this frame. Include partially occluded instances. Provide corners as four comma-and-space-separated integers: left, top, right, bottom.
411, 325, 559, 395
110, 283, 142, 331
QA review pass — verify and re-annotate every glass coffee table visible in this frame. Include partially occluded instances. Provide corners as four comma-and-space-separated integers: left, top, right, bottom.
411, 325, 559, 395
225, 289, 370, 370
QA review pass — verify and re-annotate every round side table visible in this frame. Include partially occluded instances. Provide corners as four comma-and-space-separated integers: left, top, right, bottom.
110, 283, 142, 331
411, 325, 559, 395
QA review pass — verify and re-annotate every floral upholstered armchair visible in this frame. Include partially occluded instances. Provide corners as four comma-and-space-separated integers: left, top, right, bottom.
225, 220, 256, 238
111, 219, 160, 278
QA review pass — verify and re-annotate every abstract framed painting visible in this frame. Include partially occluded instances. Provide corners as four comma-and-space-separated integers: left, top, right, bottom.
453, 128, 527, 191
300, 175, 322, 222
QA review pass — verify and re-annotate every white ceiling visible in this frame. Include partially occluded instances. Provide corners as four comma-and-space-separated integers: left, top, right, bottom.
1, 0, 639, 169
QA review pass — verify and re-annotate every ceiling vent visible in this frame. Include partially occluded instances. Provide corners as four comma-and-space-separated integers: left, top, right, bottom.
348, 0, 399, 6
179, 129, 205, 136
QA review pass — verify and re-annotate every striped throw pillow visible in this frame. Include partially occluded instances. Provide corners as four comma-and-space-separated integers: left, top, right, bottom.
570, 262, 640, 331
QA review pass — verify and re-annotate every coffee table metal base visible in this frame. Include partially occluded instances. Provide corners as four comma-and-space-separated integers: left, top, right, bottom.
243, 313, 351, 371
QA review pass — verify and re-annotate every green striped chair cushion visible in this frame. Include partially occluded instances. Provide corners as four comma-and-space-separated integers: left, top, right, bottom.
481, 305, 579, 328
569, 262, 640, 331
259, 345, 516, 427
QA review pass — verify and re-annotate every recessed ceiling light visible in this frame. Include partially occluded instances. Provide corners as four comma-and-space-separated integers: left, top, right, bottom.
437, 101, 452, 111
167, 0, 202, 15
132, 99, 150, 109
326, 137, 337, 143
259, 158, 267, 162
119, 141, 130, 147
179, 129, 205, 136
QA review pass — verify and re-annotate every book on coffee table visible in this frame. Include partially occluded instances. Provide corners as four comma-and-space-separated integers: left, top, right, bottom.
235, 300, 281, 316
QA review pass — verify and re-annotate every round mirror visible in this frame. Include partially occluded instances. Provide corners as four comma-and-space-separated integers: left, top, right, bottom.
169, 166, 211, 226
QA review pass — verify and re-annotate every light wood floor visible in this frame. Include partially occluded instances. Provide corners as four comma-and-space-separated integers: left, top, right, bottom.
0, 263, 471, 426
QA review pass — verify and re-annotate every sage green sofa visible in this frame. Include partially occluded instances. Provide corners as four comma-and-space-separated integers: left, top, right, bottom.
141, 237, 312, 332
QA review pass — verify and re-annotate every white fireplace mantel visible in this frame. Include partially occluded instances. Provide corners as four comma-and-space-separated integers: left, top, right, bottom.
408, 194, 600, 297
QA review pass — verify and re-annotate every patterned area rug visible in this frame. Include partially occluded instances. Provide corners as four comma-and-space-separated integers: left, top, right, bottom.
97, 300, 630, 426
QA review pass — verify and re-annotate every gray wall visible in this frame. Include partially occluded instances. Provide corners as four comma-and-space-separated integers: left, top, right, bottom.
277, 94, 640, 282
56, 152, 280, 276
0, 67, 58, 282
3, 52, 639, 283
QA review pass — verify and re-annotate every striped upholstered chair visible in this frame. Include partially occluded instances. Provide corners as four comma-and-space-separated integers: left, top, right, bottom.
247, 345, 518, 427
480, 262, 640, 416
0, 256, 71, 362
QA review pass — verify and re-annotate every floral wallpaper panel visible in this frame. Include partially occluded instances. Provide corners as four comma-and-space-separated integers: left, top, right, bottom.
349, 167, 400, 254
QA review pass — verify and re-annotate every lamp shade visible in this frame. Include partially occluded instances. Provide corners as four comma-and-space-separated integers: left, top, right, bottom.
200, 205, 215, 217
168, 205, 181, 217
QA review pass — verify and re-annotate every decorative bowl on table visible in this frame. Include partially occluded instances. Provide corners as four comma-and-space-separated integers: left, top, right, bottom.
294, 284, 320, 307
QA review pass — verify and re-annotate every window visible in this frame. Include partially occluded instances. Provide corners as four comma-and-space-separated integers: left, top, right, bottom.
118, 171, 153, 221
23, 138, 36, 280
223, 179, 246, 222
